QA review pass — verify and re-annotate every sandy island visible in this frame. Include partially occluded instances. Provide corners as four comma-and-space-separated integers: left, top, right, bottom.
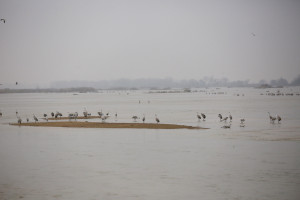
11, 121, 205, 129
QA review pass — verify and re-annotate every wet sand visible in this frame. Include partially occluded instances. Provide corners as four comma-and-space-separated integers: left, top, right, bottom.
11, 121, 205, 129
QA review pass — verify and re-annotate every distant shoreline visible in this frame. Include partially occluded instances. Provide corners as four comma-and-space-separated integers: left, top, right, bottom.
10, 121, 205, 129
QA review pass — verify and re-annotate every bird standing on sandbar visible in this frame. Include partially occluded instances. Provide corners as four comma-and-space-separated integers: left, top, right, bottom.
276, 115, 282, 123
218, 114, 222, 121
33, 114, 38, 123
197, 112, 201, 121
155, 114, 160, 124
201, 113, 206, 121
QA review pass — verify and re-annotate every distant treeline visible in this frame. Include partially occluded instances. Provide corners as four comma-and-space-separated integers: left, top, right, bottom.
0, 87, 97, 93
50, 75, 300, 89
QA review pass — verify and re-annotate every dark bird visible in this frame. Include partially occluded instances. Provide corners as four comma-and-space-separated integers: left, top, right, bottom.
155, 114, 160, 124
268, 112, 276, 123
197, 112, 201, 121
229, 112, 232, 122
98, 111, 103, 117
218, 114, 223, 121
16, 82, 18, 85
251, 32, 256, 37
0, 19, 5, 23
142, 114, 145, 123
132, 115, 139, 122
240, 118, 245, 124
201, 113, 206, 121
276, 115, 282, 123
33, 114, 38, 123
222, 116, 229, 122
17, 116, 22, 124
51, 112, 54, 117
221, 124, 231, 129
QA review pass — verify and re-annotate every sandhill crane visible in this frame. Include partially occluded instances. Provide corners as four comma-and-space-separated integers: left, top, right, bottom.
276, 115, 282, 123
229, 112, 232, 122
218, 114, 223, 121
142, 114, 145, 123
68, 112, 78, 121
98, 110, 103, 118
240, 118, 245, 127
222, 116, 228, 122
155, 114, 160, 124
201, 113, 206, 121
33, 115, 38, 123
132, 115, 139, 122
101, 115, 109, 122
0, 19, 5, 23
221, 123, 231, 129
115, 112, 118, 121
196, 112, 201, 121
268, 112, 276, 123
55, 112, 62, 118
17, 116, 22, 124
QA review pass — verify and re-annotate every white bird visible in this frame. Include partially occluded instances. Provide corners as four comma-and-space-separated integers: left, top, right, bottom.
240, 118, 245, 124
0, 19, 5, 23
155, 114, 160, 124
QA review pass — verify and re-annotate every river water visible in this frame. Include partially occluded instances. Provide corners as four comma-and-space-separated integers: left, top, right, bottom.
0, 87, 300, 200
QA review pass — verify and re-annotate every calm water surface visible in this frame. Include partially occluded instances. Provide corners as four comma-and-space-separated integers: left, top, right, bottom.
0, 87, 300, 200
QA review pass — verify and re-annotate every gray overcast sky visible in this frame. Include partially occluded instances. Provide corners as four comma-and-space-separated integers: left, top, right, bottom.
1, 0, 300, 87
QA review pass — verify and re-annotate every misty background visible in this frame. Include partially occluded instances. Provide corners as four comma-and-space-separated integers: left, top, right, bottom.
1, 0, 300, 88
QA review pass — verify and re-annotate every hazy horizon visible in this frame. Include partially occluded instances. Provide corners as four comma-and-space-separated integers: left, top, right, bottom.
1, 0, 300, 86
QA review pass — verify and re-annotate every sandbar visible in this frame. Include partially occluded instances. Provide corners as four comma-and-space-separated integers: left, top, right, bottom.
10, 121, 204, 129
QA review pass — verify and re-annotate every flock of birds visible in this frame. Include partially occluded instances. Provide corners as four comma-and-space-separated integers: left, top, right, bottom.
0, 109, 282, 129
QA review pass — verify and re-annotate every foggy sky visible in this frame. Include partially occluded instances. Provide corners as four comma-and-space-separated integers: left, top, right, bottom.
1, 0, 300, 87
